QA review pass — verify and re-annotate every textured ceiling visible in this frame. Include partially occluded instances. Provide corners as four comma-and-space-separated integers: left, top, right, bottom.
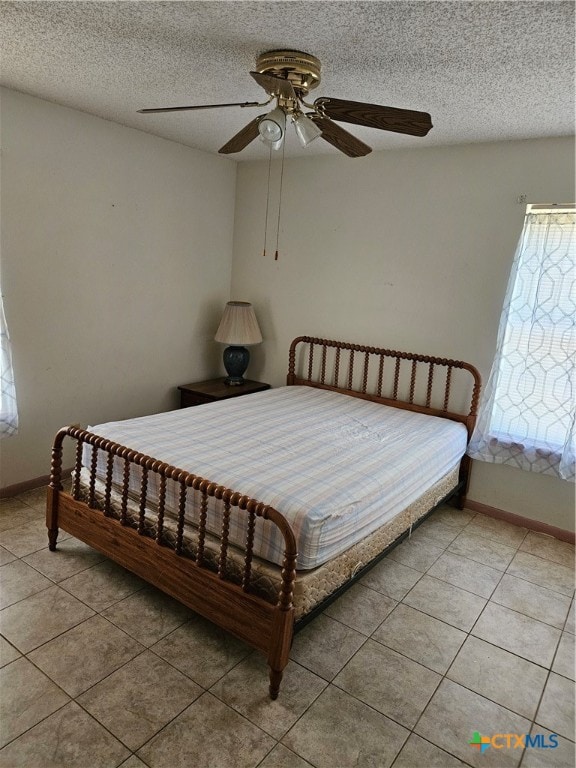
1, 1, 574, 161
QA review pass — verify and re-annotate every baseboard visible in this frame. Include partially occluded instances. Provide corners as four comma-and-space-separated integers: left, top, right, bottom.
466, 499, 575, 545
0, 468, 72, 499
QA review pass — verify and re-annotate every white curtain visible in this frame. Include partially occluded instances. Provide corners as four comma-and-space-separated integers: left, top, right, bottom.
468, 210, 575, 481
0, 294, 18, 438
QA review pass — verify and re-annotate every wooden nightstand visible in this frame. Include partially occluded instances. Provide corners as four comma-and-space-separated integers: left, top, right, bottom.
178, 378, 271, 408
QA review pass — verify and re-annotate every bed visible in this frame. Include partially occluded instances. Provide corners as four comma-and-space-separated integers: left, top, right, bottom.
46, 336, 481, 698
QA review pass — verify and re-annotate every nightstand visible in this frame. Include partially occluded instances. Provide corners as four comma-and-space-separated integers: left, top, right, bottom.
178, 378, 270, 408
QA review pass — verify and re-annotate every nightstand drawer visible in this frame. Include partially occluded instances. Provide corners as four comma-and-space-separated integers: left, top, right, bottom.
180, 391, 214, 408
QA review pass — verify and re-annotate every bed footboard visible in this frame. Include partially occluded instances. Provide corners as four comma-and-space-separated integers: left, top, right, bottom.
47, 426, 297, 699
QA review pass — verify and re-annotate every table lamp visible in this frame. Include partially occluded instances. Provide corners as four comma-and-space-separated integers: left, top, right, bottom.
215, 301, 263, 385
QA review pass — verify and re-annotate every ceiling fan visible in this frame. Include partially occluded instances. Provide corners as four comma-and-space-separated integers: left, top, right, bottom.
138, 50, 433, 158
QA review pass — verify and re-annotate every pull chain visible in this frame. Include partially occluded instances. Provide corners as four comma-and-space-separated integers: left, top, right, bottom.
274, 136, 286, 261
262, 145, 273, 257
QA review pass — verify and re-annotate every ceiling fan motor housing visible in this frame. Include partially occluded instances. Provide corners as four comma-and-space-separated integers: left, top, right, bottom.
255, 50, 321, 96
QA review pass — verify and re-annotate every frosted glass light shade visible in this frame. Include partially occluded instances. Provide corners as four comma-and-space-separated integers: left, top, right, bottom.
293, 113, 322, 147
258, 107, 286, 150
214, 302, 263, 346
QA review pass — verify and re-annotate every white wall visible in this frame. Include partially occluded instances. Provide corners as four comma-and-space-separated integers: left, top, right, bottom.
231, 137, 575, 531
0, 88, 236, 487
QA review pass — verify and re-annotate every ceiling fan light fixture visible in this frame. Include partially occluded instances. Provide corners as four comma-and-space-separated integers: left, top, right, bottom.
258, 106, 286, 149
293, 112, 322, 147
139, 49, 433, 156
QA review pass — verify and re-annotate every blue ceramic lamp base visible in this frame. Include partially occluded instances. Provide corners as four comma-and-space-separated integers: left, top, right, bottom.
223, 345, 250, 385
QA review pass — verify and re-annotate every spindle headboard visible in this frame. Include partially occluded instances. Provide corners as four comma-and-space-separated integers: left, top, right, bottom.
287, 336, 482, 436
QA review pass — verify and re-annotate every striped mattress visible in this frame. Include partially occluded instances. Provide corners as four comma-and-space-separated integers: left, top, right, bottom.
83, 385, 467, 570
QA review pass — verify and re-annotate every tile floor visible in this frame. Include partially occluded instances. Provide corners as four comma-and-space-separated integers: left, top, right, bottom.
0, 487, 574, 768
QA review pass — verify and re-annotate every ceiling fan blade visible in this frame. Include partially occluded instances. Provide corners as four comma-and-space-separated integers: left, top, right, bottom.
138, 101, 261, 114
250, 71, 297, 101
314, 97, 432, 137
308, 114, 371, 158
218, 116, 263, 154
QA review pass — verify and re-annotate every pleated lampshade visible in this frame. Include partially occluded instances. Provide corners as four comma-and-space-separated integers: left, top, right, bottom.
215, 302, 262, 346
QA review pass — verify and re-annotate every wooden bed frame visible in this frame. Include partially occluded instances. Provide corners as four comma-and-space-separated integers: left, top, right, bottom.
46, 336, 481, 699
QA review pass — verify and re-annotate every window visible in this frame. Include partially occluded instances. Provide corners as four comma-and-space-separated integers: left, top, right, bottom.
468, 206, 575, 481
0, 291, 18, 438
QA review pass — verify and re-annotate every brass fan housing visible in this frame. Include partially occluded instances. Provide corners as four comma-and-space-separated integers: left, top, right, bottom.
255, 50, 321, 95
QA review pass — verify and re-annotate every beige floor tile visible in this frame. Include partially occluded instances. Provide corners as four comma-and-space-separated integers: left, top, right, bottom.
0, 546, 16, 566
520, 531, 575, 569
17, 487, 48, 510
372, 603, 466, 674
23, 537, 106, 582
0, 502, 39, 534
359, 557, 422, 600
393, 733, 470, 767
137, 692, 274, 768
0, 584, 95, 653
0, 636, 20, 668
119, 757, 150, 768
0, 497, 31, 515
472, 602, 561, 667
507, 551, 575, 597
552, 632, 575, 681
410, 518, 461, 548
29, 615, 144, 697
333, 638, 441, 728
211, 653, 326, 740
427, 551, 503, 598
60, 558, 146, 611
0, 559, 52, 609
402, 574, 487, 631
258, 744, 313, 768
447, 636, 548, 719
323, 582, 396, 635
77, 650, 202, 751
521, 725, 575, 768
415, 678, 531, 768
0, 517, 70, 558
386, 535, 444, 572
566, 599, 575, 634
448, 529, 517, 571
289, 613, 366, 681
0, 701, 129, 768
0, 657, 70, 748
282, 684, 408, 768
535, 672, 575, 740
151, 613, 251, 688
491, 574, 572, 629
428, 506, 475, 528
101, 586, 192, 646
467, 514, 528, 547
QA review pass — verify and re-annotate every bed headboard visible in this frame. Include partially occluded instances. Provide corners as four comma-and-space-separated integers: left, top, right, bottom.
287, 336, 482, 436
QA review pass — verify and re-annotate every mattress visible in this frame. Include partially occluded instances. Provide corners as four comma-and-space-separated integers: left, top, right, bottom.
83, 385, 467, 570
